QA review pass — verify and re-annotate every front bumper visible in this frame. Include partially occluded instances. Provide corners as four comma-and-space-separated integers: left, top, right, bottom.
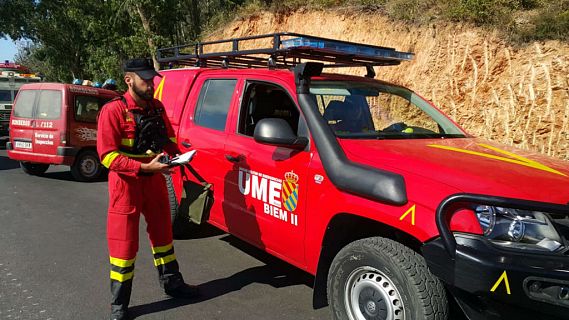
422, 193, 569, 320
423, 235, 569, 320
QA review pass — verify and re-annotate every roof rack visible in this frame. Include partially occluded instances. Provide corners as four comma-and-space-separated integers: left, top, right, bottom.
157, 32, 414, 71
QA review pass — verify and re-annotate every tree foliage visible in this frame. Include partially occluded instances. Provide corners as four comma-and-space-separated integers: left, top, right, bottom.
1, 0, 244, 83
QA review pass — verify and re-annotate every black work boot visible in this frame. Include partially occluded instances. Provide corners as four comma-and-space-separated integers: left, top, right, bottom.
110, 308, 129, 320
110, 279, 133, 320
165, 282, 200, 299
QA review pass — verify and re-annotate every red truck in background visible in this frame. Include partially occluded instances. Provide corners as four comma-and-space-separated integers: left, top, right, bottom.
155, 33, 569, 320
7, 83, 119, 181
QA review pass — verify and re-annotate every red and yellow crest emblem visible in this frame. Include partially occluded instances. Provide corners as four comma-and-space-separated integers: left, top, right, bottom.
282, 171, 299, 212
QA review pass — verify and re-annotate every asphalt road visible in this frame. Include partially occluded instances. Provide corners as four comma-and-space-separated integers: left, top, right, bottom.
0, 148, 330, 320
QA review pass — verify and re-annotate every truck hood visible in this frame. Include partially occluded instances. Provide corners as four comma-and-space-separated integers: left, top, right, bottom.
340, 138, 569, 204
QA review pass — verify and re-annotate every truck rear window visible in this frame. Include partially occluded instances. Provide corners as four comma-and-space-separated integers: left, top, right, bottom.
13, 90, 37, 118
194, 79, 237, 131
36, 90, 62, 119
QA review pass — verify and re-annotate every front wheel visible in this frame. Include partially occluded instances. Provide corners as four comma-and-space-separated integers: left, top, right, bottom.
71, 150, 103, 182
165, 173, 198, 239
20, 162, 50, 176
327, 237, 448, 320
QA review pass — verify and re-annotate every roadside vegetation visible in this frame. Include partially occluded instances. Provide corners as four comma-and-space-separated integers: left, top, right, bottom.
1, 0, 567, 83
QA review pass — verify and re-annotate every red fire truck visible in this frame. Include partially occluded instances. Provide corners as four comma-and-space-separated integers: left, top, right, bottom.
149, 33, 569, 319
0, 61, 42, 138
7, 83, 119, 181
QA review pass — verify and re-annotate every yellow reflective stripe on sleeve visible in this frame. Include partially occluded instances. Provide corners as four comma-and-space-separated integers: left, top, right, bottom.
102, 151, 120, 168
121, 138, 134, 147
102, 150, 155, 167
118, 151, 154, 158
109, 257, 136, 268
110, 270, 134, 282
154, 254, 177, 267
169, 137, 177, 143
151, 243, 173, 254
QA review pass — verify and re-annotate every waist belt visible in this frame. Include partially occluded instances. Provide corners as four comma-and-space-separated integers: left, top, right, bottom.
138, 171, 155, 177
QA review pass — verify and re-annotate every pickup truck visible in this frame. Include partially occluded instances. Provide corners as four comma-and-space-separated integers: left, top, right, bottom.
156, 33, 569, 320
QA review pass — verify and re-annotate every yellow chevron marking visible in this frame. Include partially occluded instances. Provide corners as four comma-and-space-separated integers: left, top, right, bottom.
427, 144, 566, 177
490, 271, 511, 295
153, 76, 166, 101
399, 204, 416, 226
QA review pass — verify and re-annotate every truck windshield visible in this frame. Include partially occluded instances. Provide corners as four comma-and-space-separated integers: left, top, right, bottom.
0, 90, 11, 102
310, 81, 466, 139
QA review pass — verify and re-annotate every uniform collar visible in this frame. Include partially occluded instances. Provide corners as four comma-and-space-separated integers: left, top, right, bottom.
123, 91, 154, 111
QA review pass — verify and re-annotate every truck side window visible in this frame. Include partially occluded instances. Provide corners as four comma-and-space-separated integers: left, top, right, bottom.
36, 90, 62, 120
75, 95, 105, 123
238, 82, 300, 137
194, 79, 237, 131
13, 90, 36, 118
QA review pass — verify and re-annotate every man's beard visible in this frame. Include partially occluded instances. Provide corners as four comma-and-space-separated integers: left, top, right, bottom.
133, 84, 154, 101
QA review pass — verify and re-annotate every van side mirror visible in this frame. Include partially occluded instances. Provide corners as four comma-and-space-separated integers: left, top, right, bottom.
254, 118, 308, 150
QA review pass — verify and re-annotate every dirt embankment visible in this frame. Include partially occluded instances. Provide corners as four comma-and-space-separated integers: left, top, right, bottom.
209, 8, 569, 160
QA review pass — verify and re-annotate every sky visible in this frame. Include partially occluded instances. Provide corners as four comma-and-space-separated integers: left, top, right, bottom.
0, 37, 19, 62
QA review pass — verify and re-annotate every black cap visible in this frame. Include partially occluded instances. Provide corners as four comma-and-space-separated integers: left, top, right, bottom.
123, 58, 162, 80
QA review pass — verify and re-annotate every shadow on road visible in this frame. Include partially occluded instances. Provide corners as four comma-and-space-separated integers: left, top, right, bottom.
173, 223, 225, 240
40, 170, 77, 182
0, 155, 19, 170
129, 235, 314, 319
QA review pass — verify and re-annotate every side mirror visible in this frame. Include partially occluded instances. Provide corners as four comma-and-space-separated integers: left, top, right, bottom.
254, 118, 308, 150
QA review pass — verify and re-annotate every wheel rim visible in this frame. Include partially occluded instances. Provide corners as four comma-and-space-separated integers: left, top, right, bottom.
80, 156, 98, 178
344, 266, 405, 320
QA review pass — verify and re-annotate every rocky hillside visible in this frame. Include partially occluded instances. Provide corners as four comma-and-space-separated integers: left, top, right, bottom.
208, 8, 569, 161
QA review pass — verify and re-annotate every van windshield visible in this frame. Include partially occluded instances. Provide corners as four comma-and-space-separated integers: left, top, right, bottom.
310, 81, 466, 139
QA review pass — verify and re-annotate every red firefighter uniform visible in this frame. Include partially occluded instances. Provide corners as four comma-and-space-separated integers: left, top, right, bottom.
97, 91, 183, 313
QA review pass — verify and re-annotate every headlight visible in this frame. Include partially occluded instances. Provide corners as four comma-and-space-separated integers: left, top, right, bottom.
474, 205, 564, 252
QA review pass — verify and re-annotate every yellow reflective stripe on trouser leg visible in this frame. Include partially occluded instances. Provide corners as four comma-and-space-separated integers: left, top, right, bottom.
169, 137, 177, 143
151, 243, 173, 254
154, 254, 177, 267
110, 270, 134, 282
110, 256, 136, 268
102, 151, 120, 168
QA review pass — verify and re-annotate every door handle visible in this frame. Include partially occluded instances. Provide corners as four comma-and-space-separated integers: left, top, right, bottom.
181, 141, 191, 148
225, 154, 242, 163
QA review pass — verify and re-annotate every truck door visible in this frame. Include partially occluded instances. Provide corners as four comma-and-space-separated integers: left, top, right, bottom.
177, 75, 241, 229
32, 89, 63, 156
223, 78, 310, 266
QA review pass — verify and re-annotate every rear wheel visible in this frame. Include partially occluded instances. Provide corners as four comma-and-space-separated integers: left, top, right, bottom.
328, 237, 448, 320
71, 150, 103, 182
20, 162, 50, 176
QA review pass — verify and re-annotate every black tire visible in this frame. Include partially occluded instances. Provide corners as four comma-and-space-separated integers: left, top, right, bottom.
327, 237, 448, 320
71, 150, 103, 182
20, 162, 50, 176
165, 173, 198, 239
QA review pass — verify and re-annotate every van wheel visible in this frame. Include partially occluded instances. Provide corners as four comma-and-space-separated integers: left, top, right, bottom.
327, 237, 448, 320
20, 162, 50, 176
165, 173, 197, 239
71, 150, 103, 182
